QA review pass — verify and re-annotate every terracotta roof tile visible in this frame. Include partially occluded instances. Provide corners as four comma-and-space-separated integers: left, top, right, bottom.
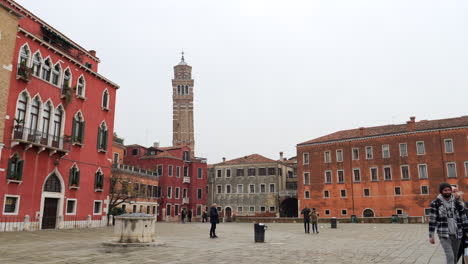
215, 154, 276, 165
298, 116, 468, 146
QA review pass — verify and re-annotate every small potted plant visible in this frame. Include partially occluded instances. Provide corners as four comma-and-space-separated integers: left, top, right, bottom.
14, 118, 24, 129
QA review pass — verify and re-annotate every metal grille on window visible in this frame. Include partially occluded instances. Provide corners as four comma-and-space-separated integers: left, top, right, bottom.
44, 173, 61, 192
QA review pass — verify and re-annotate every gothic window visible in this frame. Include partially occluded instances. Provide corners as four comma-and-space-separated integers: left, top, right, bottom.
102, 89, 109, 109
185, 85, 188, 95
41, 58, 52, 81
77, 76, 85, 97
97, 122, 108, 151
32, 52, 42, 77
63, 68, 71, 88
16, 92, 28, 125
7, 154, 24, 181
177, 85, 181, 95
51, 63, 61, 86
72, 112, 85, 144
29, 97, 40, 134
44, 173, 61, 192
52, 106, 63, 148
69, 164, 80, 187
94, 169, 104, 190
41, 102, 52, 144
19, 45, 30, 66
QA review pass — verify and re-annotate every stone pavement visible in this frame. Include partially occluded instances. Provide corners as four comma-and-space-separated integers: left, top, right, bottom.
0, 222, 454, 264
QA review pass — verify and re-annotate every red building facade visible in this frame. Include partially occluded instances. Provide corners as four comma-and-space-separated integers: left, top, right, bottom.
123, 144, 207, 221
0, 0, 118, 230
297, 116, 468, 219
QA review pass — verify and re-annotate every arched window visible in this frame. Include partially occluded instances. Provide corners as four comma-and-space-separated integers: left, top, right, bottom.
177, 85, 181, 95
32, 52, 42, 77
72, 112, 85, 144
19, 45, 30, 66
63, 68, 71, 88
51, 63, 61, 86
97, 122, 108, 151
15, 92, 28, 125
28, 97, 41, 139
102, 89, 109, 110
7, 153, 24, 181
41, 58, 52, 81
69, 164, 80, 187
44, 173, 61, 192
41, 102, 52, 145
363, 209, 375, 217
94, 169, 104, 190
76, 76, 85, 97
52, 106, 63, 148
185, 85, 188, 95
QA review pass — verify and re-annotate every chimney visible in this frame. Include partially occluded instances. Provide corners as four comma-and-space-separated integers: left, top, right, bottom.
279, 152, 284, 160
89, 50, 96, 56
359, 127, 365, 136
153, 141, 160, 148
406, 116, 416, 131
222, 157, 226, 162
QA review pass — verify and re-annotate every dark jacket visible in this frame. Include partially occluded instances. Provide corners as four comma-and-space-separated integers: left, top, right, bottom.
188, 210, 192, 218
301, 208, 311, 220
210, 206, 219, 224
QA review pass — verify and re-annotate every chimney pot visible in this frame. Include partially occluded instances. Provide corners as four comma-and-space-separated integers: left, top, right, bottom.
279, 152, 284, 160
89, 50, 96, 56
222, 157, 226, 162
410, 116, 416, 122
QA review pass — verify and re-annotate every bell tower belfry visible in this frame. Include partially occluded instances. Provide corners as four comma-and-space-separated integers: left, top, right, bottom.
172, 52, 195, 155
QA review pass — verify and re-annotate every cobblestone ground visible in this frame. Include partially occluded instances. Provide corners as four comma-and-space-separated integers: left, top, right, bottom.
0, 222, 454, 264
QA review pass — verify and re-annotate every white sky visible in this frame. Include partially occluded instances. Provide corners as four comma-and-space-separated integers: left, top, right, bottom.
17, 0, 468, 163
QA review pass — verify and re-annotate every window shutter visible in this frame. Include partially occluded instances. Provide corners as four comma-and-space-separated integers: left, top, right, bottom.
7, 158, 13, 179
79, 121, 85, 144
94, 172, 98, 188
103, 130, 108, 150
76, 170, 80, 186
71, 118, 76, 140
100, 172, 104, 188
17, 160, 24, 180
69, 167, 74, 186
97, 127, 101, 150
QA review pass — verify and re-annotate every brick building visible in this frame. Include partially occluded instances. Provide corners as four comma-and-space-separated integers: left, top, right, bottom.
208, 153, 297, 220
0, 0, 118, 230
123, 144, 207, 221
296, 116, 468, 219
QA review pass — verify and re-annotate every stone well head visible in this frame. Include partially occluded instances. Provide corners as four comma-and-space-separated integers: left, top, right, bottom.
113, 213, 156, 243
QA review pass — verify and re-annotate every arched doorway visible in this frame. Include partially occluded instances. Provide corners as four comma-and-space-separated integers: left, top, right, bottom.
280, 198, 298, 217
41, 170, 64, 229
363, 208, 375, 217
225, 207, 232, 222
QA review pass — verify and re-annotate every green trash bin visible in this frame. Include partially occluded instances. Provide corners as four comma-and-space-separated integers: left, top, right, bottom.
351, 215, 358, 223
391, 214, 398, 223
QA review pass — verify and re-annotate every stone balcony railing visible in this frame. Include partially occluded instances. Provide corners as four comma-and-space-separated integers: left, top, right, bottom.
112, 164, 159, 178
183, 177, 191, 184
11, 126, 70, 154
279, 190, 298, 197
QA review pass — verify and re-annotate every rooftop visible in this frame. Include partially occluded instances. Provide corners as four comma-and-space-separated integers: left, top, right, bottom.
215, 154, 277, 166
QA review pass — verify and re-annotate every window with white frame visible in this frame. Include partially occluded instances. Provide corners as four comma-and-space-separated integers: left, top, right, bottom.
93, 200, 102, 214
269, 183, 275, 192
336, 149, 343, 162
325, 209, 330, 215
72, 112, 85, 144
418, 164, 428, 179
32, 52, 42, 77
168, 165, 173, 176
303, 152, 309, 164
352, 148, 359, 160
324, 190, 329, 198
260, 184, 266, 193
371, 167, 378, 181
176, 166, 181, 178
304, 172, 310, 185
444, 139, 454, 153
236, 168, 244, 176
7, 153, 24, 181
337, 170, 344, 183
226, 184, 231, 194
97, 122, 108, 151
382, 145, 390, 158
167, 186, 172, 198
249, 184, 255, 193
66, 199, 77, 214
217, 185, 222, 194
102, 89, 110, 110
249, 206, 255, 212
217, 170, 222, 178
416, 141, 425, 155
237, 206, 243, 213
394, 187, 401, 196
324, 151, 331, 163
62, 68, 71, 87
340, 189, 346, 198
421, 185, 429, 195
18, 44, 30, 67
237, 184, 243, 193
3, 195, 20, 215
399, 143, 408, 157
366, 146, 373, 159
77, 76, 86, 98
304, 191, 310, 199
226, 168, 231, 178
51, 63, 61, 86
174, 205, 179, 216
325, 170, 332, 184
364, 188, 370, 197
269, 206, 275, 212
260, 206, 266, 212
447, 162, 457, 178
41, 58, 52, 81
401, 165, 410, 180
341, 209, 347, 216
384, 166, 392, 181
175, 187, 180, 199
353, 168, 361, 182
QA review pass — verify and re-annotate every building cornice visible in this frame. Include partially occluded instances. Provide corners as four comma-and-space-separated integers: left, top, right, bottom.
297, 126, 468, 148
18, 27, 119, 89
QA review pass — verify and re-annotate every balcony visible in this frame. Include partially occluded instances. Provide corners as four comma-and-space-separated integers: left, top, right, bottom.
16, 64, 32, 83
183, 177, 191, 184
11, 126, 71, 154
183, 197, 189, 204
279, 190, 298, 198
111, 164, 159, 178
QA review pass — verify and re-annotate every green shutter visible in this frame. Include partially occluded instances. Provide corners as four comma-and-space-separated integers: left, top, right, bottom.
79, 121, 85, 144
7, 158, 13, 179
94, 172, 98, 188
71, 118, 76, 140
76, 170, 80, 187
103, 130, 108, 150
69, 167, 74, 186
97, 127, 101, 150
17, 160, 24, 180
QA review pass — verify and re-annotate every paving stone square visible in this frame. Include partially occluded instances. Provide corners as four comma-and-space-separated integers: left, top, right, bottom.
0, 222, 452, 263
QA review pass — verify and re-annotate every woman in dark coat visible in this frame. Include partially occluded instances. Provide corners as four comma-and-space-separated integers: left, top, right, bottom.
209, 203, 219, 238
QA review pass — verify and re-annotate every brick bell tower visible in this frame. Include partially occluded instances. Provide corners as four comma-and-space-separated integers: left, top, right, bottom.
172, 52, 195, 156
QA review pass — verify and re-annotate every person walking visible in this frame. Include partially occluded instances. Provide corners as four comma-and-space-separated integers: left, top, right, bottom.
202, 210, 208, 222
453, 186, 468, 264
181, 208, 187, 223
301, 207, 311, 233
429, 182, 468, 264
188, 209, 193, 222
311, 208, 319, 234
209, 203, 219, 238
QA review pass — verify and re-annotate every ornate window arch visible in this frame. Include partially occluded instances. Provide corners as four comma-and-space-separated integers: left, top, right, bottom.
102, 89, 109, 110
6, 153, 24, 181
51, 105, 64, 148
97, 121, 108, 151
94, 168, 104, 191
32, 52, 42, 77
76, 75, 86, 97
41, 57, 52, 81
43, 172, 62, 193
69, 163, 80, 187
72, 111, 85, 144
62, 68, 72, 88
51, 63, 62, 86
18, 44, 30, 66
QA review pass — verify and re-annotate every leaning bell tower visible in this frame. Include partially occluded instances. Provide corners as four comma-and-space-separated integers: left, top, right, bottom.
172, 52, 195, 156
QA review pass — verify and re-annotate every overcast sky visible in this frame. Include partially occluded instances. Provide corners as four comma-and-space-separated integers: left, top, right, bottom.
17, 0, 468, 163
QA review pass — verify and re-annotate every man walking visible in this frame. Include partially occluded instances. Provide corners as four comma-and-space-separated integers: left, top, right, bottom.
311, 208, 319, 234
181, 208, 186, 223
429, 182, 468, 263
188, 209, 193, 222
209, 203, 219, 238
301, 207, 311, 233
